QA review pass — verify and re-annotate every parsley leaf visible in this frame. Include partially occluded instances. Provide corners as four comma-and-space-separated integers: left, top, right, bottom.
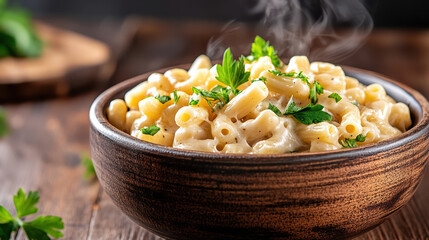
309, 81, 324, 104
154, 95, 171, 104
14, 188, 39, 218
0, 188, 64, 240
81, 154, 96, 180
140, 125, 160, 136
251, 76, 267, 84
189, 98, 199, 106
283, 98, 332, 125
216, 48, 250, 95
328, 93, 342, 103
355, 134, 366, 142
268, 103, 282, 117
341, 134, 366, 148
350, 100, 359, 107
0, 107, 8, 137
0, 222, 14, 240
247, 36, 282, 68
269, 70, 310, 86
192, 86, 231, 112
173, 90, 180, 104
23, 216, 64, 239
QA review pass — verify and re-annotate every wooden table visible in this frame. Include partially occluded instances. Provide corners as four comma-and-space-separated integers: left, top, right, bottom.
1, 18, 428, 239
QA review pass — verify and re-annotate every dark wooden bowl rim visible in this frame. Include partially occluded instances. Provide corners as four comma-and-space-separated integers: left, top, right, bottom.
90, 64, 429, 165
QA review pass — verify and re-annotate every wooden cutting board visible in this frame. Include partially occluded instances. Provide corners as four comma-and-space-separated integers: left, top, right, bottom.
0, 22, 111, 102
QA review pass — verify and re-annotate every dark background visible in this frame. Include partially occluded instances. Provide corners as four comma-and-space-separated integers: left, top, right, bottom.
9, 0, 429, 28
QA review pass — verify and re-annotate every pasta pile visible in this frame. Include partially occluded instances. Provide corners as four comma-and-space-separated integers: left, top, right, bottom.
107, 37, 412, 153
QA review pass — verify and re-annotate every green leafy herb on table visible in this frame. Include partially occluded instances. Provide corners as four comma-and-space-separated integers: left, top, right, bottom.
328, 93, 342, 103
0, 0, 43, 58
81, 154, 96, 180
0, 107, 8, 137
0, 188, 64, 240
154, 95, 171, 104
216, 48, 250, 95
140, 125, 160, 136
341, 134, 366, 148
247, 36, 283, 68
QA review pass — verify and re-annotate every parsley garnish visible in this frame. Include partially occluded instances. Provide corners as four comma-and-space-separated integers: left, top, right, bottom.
216, 48, 250, 95
341, 134, 366, 148
140, 125, 160, 136
268, 70, 310, 86
328, 93, 342, 103
283, 98, 332, 125
189, 98, 199, 106
310, 81, 324, 104
192, 86, 231, 111
0, 189, 64, 240
81, 153, 96, 180
350, 100, 359, 107
247, 36, 282, 68
268, 103, 282, 117
173, 90, 180, 104
0, 107, 8, 137
154, 95, 171, 104
251, 76, 267, 85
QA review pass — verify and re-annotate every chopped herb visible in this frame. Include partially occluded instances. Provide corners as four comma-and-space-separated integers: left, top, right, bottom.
140, 125, 160, 136
192, 86, 231, 111
0, 107, 8, 137
0, 188, 64, 240
341, 134, 366, 148
268, 103, 282, 116
81, 154, 96, 180
154, 95, 171, 104
189, 98, 199, 106
355, 134, 366, 142
328, 93, 342, 103
173, 90, 180, 104
283, 98, 332, 125
216, 48, 250, 95
350, 100, 359, 107
268, 70, 310, 86
246, 36, 283, 68
310, 81, 324, 104
251, 76, 267, 84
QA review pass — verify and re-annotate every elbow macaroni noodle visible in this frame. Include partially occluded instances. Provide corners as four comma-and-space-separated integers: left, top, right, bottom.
107, 55, 412, 153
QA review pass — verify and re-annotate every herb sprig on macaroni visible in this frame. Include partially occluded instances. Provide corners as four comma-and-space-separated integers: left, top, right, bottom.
107, 36, 412, 153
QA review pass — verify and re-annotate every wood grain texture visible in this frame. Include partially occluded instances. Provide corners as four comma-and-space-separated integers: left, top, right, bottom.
89, 66, 429, 240
0, 93, 101, 240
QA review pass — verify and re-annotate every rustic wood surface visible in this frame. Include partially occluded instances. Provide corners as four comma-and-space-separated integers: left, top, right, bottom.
1, 18, 429, 239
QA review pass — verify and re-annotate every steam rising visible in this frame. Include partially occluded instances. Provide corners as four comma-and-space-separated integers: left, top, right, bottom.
207, 0, 373, 62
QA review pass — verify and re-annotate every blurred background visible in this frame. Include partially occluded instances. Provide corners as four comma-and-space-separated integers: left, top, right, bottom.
9, 0, 429, 28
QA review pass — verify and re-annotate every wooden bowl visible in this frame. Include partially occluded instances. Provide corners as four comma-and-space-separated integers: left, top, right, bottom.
89, 65, 429, 240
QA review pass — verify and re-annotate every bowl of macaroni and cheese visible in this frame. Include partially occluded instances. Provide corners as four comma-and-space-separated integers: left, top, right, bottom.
90, 37, 429, 240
